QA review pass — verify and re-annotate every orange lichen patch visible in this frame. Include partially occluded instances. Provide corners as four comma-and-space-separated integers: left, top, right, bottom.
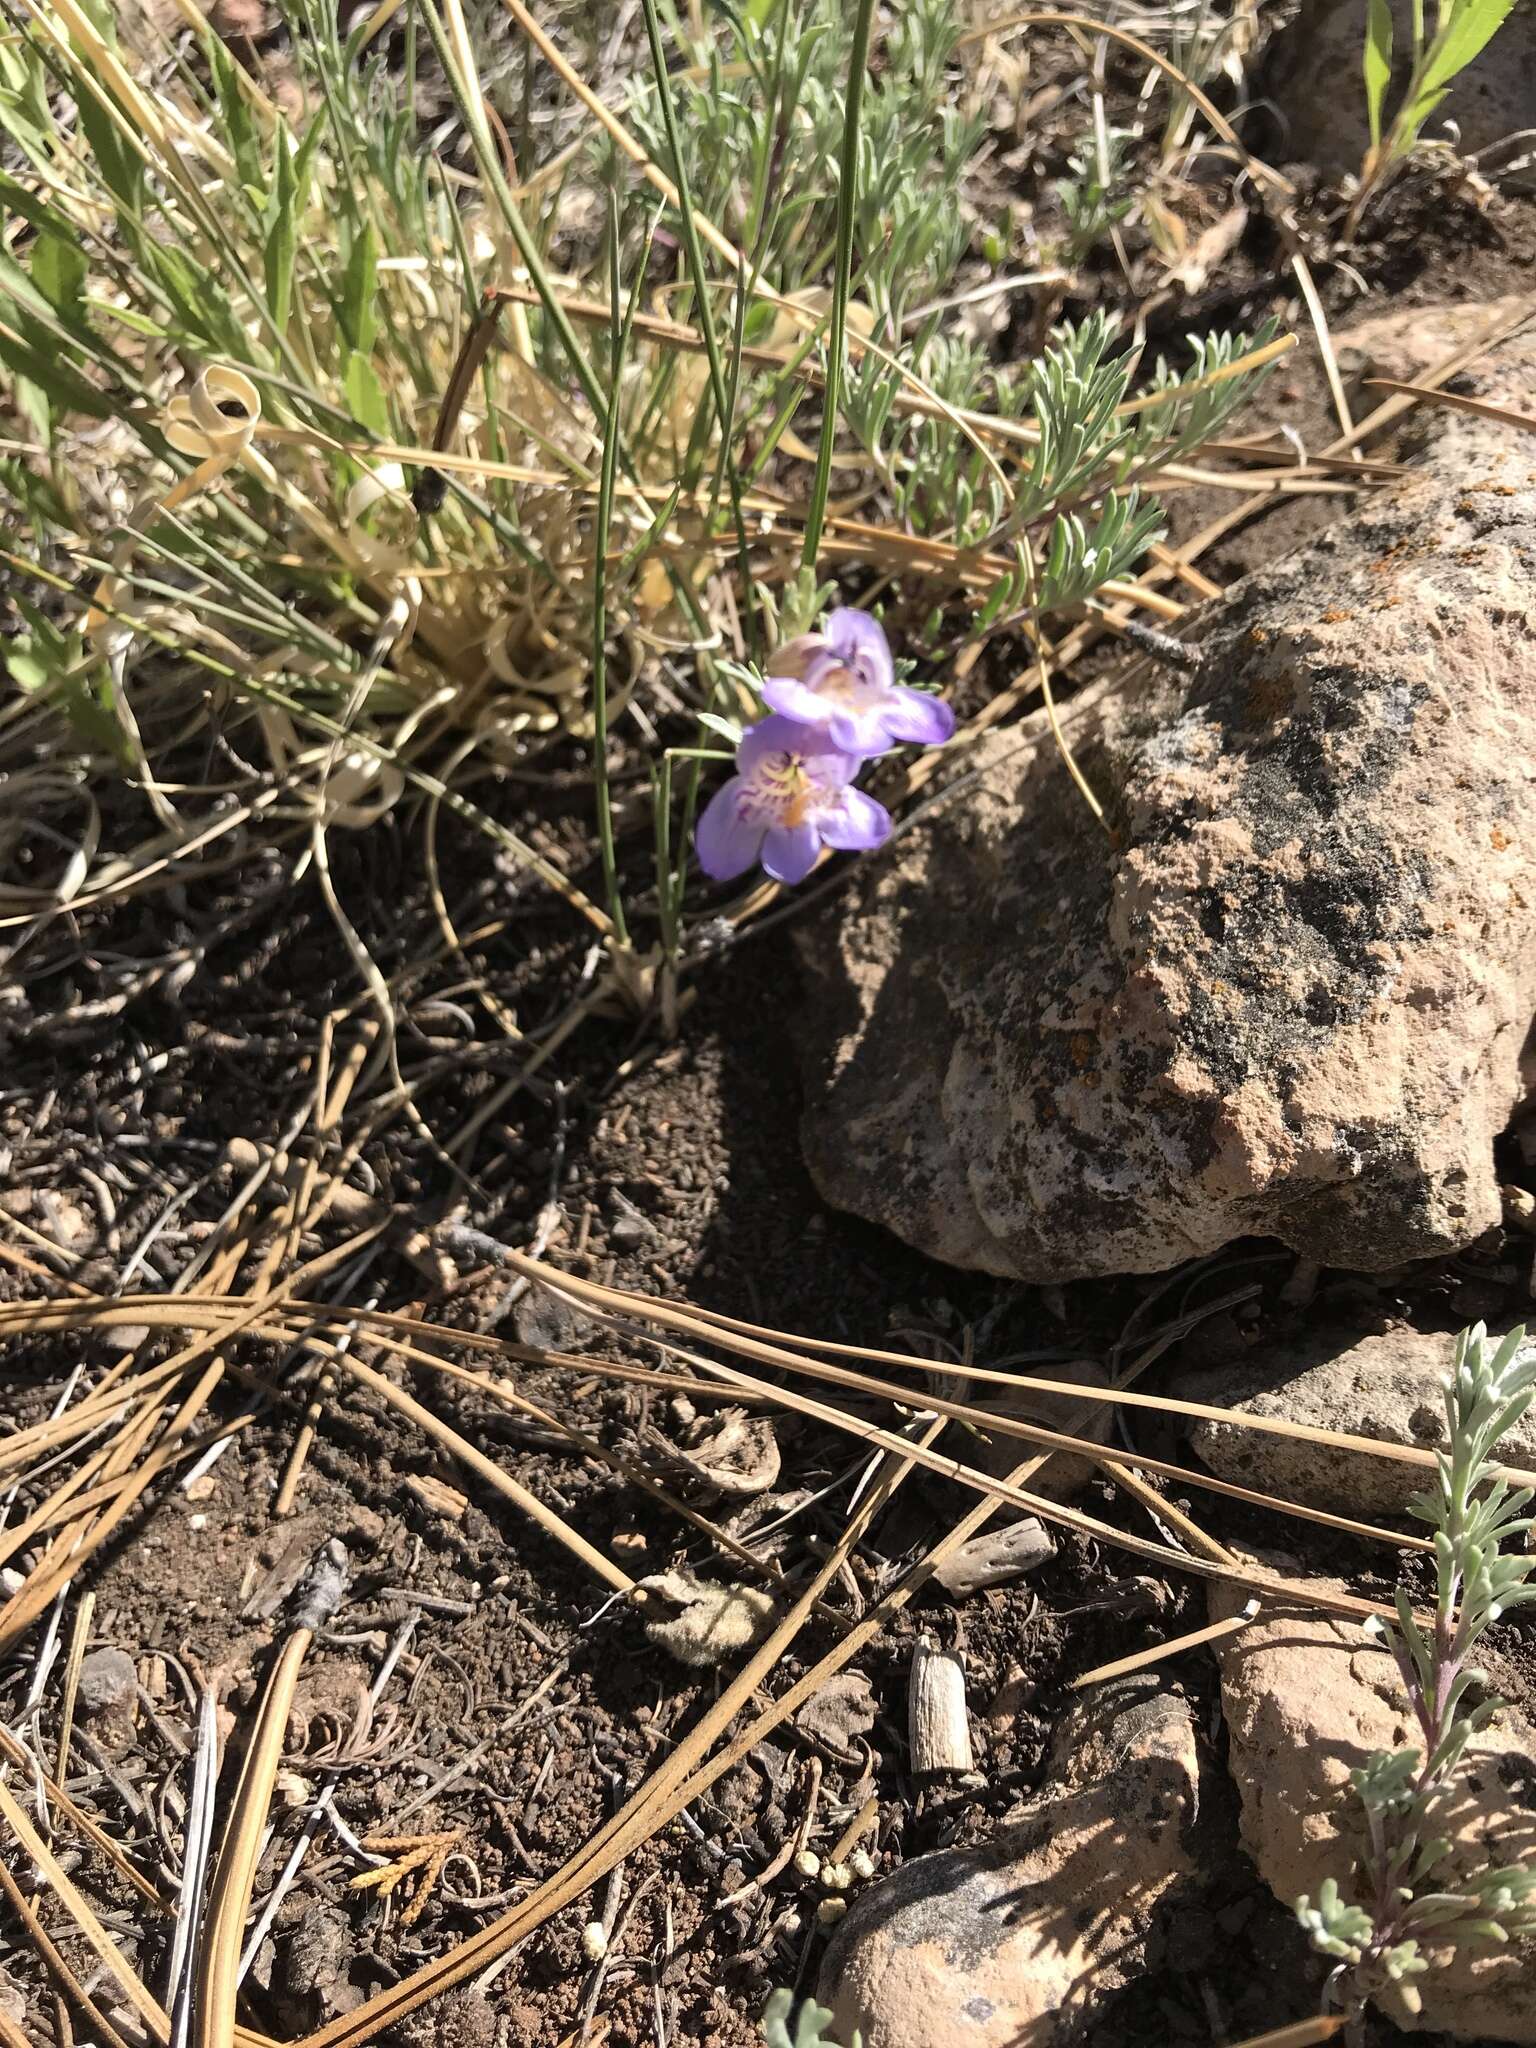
1247, 626, 1270, 646
1491, 826, 1512, 852
1318, 609, 1352, 624
1069, 1032, 1096, 1069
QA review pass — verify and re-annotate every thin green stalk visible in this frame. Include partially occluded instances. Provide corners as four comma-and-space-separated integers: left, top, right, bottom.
635, 0, 758, 652
592, 196, 660, 948
800, 0, 877, 569
417, 0, 611, 428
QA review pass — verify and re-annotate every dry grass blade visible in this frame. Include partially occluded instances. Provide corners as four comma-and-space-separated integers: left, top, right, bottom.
0, 1724, 170, 1911
321, 1350, 634, 1593
0, 1770, 171, 2043
0, 1282, 1498, 1501
959, 10, 1292, 195
1227, 2021, 1346, 2047
1072, 1598, 1260, 1688
0, 1852, 137, 2048
1363, 377, 1536, 432
189, 1547, 345, 2048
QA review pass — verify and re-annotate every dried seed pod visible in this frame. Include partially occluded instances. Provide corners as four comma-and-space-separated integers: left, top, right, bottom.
908, 1633, 975, 1779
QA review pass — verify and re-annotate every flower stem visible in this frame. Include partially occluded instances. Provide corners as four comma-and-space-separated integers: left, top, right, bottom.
799, 0, 877, 571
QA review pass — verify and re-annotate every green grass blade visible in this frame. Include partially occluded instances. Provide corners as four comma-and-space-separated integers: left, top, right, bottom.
800, 0, 877, 569
1364, 0, 1394, 149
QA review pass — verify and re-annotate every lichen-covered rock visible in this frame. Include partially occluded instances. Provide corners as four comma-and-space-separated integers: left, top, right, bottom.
1174, 1322, 1536, 1517
818, 1679, 1198, 2048
1213, 1582, 1536, 2041
799, 324, 1536, 1281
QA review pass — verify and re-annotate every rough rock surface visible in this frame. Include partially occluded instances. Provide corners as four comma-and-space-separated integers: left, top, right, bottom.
76, 1646, 139, 1754
1174, 1322, 1536, 1517
1265, 0, 1536, 185
1213, 1582, 1536, 2040
799, 323, 1536, 1281
818, 1678, 1198, 2048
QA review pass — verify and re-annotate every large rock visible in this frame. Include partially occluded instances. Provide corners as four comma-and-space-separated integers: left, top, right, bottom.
1175, 1322, 1536, 1518
799, 325, 1536, 1281
818, 1678, 1198, 2048
1213, 1583, 1536, 2040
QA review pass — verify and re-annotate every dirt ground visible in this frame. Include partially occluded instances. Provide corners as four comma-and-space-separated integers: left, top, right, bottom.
4, 12, 1536, 2048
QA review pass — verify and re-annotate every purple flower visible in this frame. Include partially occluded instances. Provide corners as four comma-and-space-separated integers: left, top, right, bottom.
695, 714, 891, 885
760, 606, 956, 757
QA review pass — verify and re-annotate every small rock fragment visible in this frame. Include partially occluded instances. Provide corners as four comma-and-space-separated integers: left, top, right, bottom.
635, 1569, 776, 1668
932, 1518, 1054, 1597
821, 1678, 1198, 2048
76, 1647, 139, 1755
796, 1671, 877, 1752
1173, 1323, 1536, 1518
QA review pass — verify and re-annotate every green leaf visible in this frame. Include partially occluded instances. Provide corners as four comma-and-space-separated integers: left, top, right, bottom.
1364, 0, 1394, 149
344, 350, 389, 436
74, 74, 144, 215
31, 229, 88, 324
1418, 0, 1517, 98
8, 621, 130, 766
263, 122, 299, 331
210, 36, 262, 193
0, 314, 114, 424
340, 219, 379, 356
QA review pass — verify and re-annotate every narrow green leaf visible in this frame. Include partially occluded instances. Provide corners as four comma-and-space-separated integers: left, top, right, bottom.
344, 350, 389, 436
210, 36, 262, 192
340, 219, 379, 355
1418, 0, 1516, 97
263, 122, 299, 331
1364, 0, 1394, 149
74, 75, 144, 215
0, 317, 114, 422
31, 230, 88, 324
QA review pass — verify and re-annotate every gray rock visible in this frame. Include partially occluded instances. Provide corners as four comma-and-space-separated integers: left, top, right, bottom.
1175, 1322, 1536, 1517
76, 1646, 137, 1716
799, 322, 1536, 1282
819, 1678, 1198, 2048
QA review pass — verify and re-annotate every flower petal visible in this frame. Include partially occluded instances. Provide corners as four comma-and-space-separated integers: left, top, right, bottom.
765, 632, 827, 681
881, 685, 956, 747
818, 786, 892, 853
737, 711, 824, 772
760, 821, 821, 884
761, 674, 834, 729
825, 606, 893, 691
825, 705, 890, 757
695, 779, 763, 879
